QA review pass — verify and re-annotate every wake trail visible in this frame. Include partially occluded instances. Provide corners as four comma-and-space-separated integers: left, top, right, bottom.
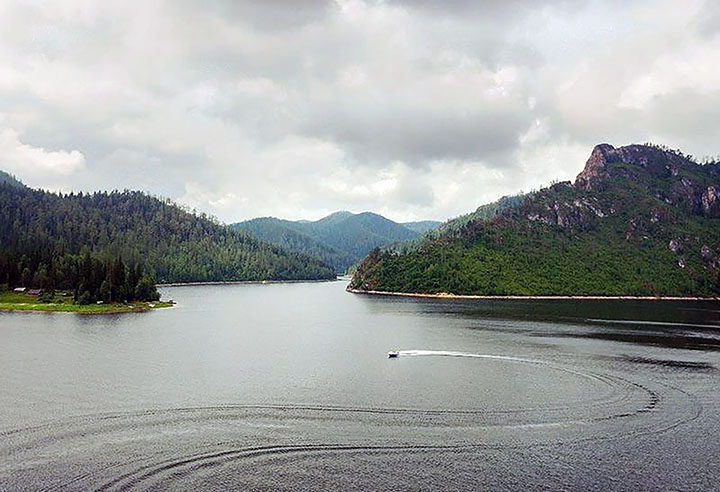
396, 350, 539, 364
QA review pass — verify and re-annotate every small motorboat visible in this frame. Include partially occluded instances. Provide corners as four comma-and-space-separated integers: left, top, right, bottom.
388, 351, 400, 358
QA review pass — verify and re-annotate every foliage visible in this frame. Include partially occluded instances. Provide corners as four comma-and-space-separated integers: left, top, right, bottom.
0, 287, 173, 313
0, 181, 336, 296
390, 194, 527, 255
351, 145, 720, 296
231, 211, 420, 273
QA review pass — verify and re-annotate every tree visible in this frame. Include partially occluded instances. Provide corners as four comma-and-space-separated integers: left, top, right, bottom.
135, 275, 160, 301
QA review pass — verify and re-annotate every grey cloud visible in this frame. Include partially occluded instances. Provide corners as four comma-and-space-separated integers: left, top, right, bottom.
694, 0, 720, 37
382, 0, 578, 15
0, 0, 718, 222
175, 0, 334, 31
641, 89, 720, 158
303, 99, 531, 165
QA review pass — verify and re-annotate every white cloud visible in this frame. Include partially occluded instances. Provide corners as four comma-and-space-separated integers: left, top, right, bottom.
0, 126, 85, 177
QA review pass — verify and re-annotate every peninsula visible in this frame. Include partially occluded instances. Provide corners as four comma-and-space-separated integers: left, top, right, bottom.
350, 144, 720, 298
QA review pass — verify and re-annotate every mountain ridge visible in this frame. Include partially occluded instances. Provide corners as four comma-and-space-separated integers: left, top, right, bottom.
231, 211, 427, 273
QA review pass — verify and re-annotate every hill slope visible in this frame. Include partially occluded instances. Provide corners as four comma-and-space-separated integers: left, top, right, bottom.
231, 211, 420, 273
229, 217, 356, 274
0, 171, 25, 188
401, 220, 442, 234
0, 180, 335, 292
350, 144, 720, 296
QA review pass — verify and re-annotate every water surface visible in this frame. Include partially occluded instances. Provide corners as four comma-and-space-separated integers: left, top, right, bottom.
1, 281, 719, 491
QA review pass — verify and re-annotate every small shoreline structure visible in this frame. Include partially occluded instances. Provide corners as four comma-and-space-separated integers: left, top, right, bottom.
347, 288, 720, 302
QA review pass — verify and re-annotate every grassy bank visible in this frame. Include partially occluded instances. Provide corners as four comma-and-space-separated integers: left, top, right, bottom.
0, 289, 174, 314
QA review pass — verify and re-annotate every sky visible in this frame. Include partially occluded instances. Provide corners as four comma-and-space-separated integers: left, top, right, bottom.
1, 0, 719, 223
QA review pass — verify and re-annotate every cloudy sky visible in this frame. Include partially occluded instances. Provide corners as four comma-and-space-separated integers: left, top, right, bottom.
1, 0, 719, 223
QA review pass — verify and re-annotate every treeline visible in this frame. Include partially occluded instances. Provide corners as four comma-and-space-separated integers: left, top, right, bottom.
0, 180, 336, 290
0, 250, 159, 303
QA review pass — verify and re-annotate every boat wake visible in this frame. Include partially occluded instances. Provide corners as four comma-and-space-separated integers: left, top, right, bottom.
0, 350, 700, 492
393, 350, 539, 364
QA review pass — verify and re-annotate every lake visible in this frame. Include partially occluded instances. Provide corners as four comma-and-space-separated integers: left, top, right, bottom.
1, 280, 719, 491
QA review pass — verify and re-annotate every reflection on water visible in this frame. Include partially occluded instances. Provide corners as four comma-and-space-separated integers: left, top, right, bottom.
364, 295, 720, 352
0, 281, 719, 491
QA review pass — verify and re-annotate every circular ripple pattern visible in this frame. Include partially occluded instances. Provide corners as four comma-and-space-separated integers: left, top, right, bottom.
0, 353, 699, 492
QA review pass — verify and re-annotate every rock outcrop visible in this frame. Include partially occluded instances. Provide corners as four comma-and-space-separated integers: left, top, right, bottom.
575, 143, 616, 191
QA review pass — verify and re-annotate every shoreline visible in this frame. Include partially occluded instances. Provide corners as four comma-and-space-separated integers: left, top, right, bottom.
346, 288, 720, 301
0, 301, 174, 315
157, 278, 339, 287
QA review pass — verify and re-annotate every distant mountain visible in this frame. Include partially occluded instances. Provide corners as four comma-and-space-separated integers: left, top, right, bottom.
351, 143, 720, 296
229, 217, 356, 274
402, 220, 442, 234
0, 171, 25, 188
0, 175, 335, 295
231, 211, 421, 273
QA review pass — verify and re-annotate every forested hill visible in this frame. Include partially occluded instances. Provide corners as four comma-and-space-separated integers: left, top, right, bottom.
231, 211, 423, 273
0, 180, 336, 291
392, 194, 526, 255
351, 143, 720, 296
0, 171, 25, 188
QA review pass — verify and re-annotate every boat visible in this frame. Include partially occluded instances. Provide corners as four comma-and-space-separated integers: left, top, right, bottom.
388, 351, 400, 358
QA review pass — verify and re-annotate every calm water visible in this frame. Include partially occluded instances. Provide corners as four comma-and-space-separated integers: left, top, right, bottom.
1, 281, 719, 491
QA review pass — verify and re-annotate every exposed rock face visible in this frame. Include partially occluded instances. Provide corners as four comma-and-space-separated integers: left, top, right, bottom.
522, 197, 604, 229
575, 143, 616, 191
701, 186, 719, 217
669, 239, 682, 253
701, 245, 713, 262
700, 245, 719, 271
575, 143, 693, 188
574, 144, 719, 218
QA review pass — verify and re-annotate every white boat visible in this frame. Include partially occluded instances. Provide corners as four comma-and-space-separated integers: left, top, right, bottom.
388, 351, 400, 358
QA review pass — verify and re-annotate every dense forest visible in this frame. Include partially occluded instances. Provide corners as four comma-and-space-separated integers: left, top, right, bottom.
391, 194, 526, 254
231, 211, 426, 273
0, 250, 160, 303
0, 177, 336, 298
351, 144, 720, 296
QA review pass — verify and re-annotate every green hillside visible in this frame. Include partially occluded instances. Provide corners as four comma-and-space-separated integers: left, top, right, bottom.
350, 144, 720, 297
0, 171, 25, 189
0, 179, 335, 301
231, 211, 419, 273
229, 217, 356, 274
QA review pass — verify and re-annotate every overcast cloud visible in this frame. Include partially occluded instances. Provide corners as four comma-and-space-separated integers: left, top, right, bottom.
1, 0, 718, 222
